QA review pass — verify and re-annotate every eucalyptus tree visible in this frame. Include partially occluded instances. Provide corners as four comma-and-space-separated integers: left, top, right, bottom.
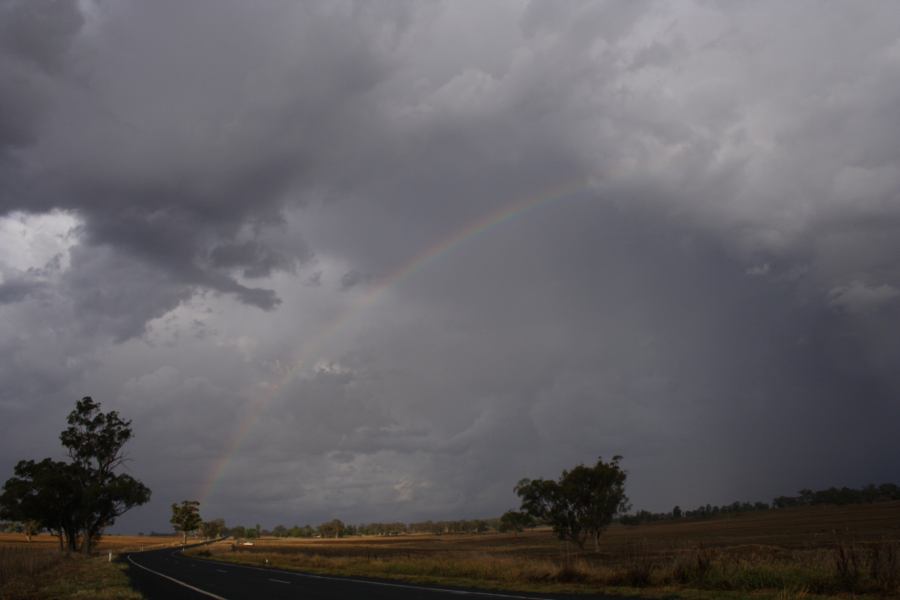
515, 456, 629, 552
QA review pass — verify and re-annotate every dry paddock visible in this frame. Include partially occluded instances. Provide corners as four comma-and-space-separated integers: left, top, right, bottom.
0, 532, 185, 551
226, 502, 900, 564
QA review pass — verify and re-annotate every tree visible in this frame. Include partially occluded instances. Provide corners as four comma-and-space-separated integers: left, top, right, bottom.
200, 518, 226, 540
61, 397, 151, 553
499, 510, 535, 534
1, 459, 80, 551
171, 500, 202, 544
515, 456, 629, 551
318, 518, 345, 538
0, 397, 150, 554
229, 525, 247, 538
672, 505, 682, 519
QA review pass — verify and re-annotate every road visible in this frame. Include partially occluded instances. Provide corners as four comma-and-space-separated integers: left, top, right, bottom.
124, 546, 621, 600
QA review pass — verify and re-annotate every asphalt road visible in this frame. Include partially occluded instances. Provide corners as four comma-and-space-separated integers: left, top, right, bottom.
124, 546, 622, 600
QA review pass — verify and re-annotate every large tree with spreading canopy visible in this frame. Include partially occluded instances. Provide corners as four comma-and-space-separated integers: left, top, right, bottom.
0, 397, 151, 553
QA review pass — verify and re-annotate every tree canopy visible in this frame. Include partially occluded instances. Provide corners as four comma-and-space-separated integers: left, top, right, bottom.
318, 518, 345, 538
498, 510, 535, 534
171, 500, 203, 544
200, 518, 226, 540
515, 455, 629, 550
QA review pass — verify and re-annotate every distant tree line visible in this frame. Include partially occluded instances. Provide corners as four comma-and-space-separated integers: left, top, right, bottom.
772, 483, 900, 508
620, 482, 900, 526
246, 517, 505, 539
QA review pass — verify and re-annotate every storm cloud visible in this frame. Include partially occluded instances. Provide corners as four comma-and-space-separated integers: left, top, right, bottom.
1, 1, 899, 532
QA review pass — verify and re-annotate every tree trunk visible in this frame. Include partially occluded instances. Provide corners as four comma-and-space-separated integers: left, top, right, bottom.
561, 540, 571, 569
182, 530, 187, 545
66, 526, 78, 553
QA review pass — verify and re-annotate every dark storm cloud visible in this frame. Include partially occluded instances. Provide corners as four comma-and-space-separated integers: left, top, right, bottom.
0, 0, 83, 73
2, 0, 900, 532
0, 275, 44, 303
0, 0, 395, 333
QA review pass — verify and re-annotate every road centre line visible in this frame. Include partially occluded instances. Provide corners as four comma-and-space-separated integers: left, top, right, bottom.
268, 578, 291, 584
127, 554, 228, 600
181, 553, 557, 600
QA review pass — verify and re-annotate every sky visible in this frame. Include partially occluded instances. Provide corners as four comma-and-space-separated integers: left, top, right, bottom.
1, 0, 899, 534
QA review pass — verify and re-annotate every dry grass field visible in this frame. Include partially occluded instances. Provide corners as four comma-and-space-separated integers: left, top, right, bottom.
190, 502, 900, 599
0, 532, 184, 552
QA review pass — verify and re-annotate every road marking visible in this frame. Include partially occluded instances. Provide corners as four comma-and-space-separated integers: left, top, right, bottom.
182, 554, 556, 599
217, 569, 228, 573
268, 578, 290, 584
127, 554, 229, 600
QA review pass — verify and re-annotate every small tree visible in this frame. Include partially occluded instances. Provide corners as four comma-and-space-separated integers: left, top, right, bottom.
171, 500, 202, 544
515, 456, 629, 552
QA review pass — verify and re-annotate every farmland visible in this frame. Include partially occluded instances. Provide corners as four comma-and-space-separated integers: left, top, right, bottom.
189, 502, 900, 599
0, 532, 184, 552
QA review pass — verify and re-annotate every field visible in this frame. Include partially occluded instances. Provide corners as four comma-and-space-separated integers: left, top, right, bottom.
190, 502, 900, 599
0, 532, 185, 552
0, 534, 183, 599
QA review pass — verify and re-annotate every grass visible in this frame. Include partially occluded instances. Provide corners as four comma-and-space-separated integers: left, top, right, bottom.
188, 501, 900, 599
0, 534, 185, 599
0, 533, 184, 553
0, 547, 141, 600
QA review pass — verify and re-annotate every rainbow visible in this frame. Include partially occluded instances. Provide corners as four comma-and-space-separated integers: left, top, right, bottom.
196, 177, 593, 504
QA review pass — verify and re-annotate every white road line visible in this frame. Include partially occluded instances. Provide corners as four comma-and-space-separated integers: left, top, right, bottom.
182, 555, 556, 600
217, 569, 228, 573
268, 578, 290, 584
127, 554, 229, 600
